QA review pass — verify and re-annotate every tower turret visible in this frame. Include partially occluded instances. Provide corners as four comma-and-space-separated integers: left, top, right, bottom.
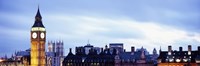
31, 7, 46, 66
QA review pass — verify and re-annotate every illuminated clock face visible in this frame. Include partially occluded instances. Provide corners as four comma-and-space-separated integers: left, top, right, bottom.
40, 32, 45, 39
32, 32, 37, 39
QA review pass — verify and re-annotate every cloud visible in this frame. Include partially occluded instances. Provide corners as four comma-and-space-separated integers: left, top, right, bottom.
43, 14, 200, 54
1, 12, 200, 56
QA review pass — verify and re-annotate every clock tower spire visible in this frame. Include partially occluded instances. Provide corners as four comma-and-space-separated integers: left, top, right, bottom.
31, 7, 46, 66
32, 7, 44, 27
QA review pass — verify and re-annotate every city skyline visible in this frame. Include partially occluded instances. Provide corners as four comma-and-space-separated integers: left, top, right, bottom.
0, 0, 200, 57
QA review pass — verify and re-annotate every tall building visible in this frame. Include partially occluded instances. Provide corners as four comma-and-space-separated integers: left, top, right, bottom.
47, 40, 64, 66
158, 45, 200, 66
31, 7, 46, 66
56, 41, 64, 57
48, 41, 56, 52
109, 43, 124, 53
84, 44, 94, 55
75, 43, 102, 55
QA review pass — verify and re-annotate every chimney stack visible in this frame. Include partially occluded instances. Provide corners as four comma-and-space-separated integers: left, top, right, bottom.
101, 48, 103, 52
168, 46, 172, 52
131, 46, 135, 52
70, 48, 72, 53
198, 46, 200, 52
179, 47, 182, 52
188, 45, 191, 51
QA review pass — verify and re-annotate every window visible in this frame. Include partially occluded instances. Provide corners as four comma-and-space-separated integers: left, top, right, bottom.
176, 59, 181, 62
188, 52, 191, 55
183, 59, 187, 62
168, 52, 171, 55
169, 59, 174, 62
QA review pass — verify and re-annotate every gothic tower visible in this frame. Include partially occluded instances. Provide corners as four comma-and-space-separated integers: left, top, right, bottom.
31, 7, 46, 66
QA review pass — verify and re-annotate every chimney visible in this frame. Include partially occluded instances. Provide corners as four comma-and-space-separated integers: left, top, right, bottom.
105, 45, 108, 49
168, 46, 172, 52
179, 47, 182, 52
198, 46, 200, 52
101, 48, 103, 52
131, 46, 135, 52
188, 45, 191, 51
69, 48, 72, 53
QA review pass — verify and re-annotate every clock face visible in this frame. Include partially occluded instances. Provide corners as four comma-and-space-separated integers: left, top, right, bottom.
32, 32, 37, 39
40, 32, 45, 39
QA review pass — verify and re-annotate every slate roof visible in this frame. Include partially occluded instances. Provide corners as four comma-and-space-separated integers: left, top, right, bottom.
119, 52, 134, 60
32, 8, 45, 27
118, 52, 154, 63
63, 47, 156, 65
63, 48, 115, 63
35, 8, 42, 18
16, 51, 30, 56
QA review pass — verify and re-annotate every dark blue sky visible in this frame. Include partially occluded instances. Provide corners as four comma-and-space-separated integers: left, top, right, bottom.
0, 0, 200, 57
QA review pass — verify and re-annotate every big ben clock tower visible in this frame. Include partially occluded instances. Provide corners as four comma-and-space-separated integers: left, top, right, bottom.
31, 7, 46, 66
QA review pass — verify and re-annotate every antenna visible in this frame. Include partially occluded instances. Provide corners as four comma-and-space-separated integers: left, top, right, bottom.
38, 4, 39, 9
87, 39, 90, 45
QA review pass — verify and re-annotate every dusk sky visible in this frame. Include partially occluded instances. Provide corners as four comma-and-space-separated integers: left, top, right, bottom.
0, 0, 200, 57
